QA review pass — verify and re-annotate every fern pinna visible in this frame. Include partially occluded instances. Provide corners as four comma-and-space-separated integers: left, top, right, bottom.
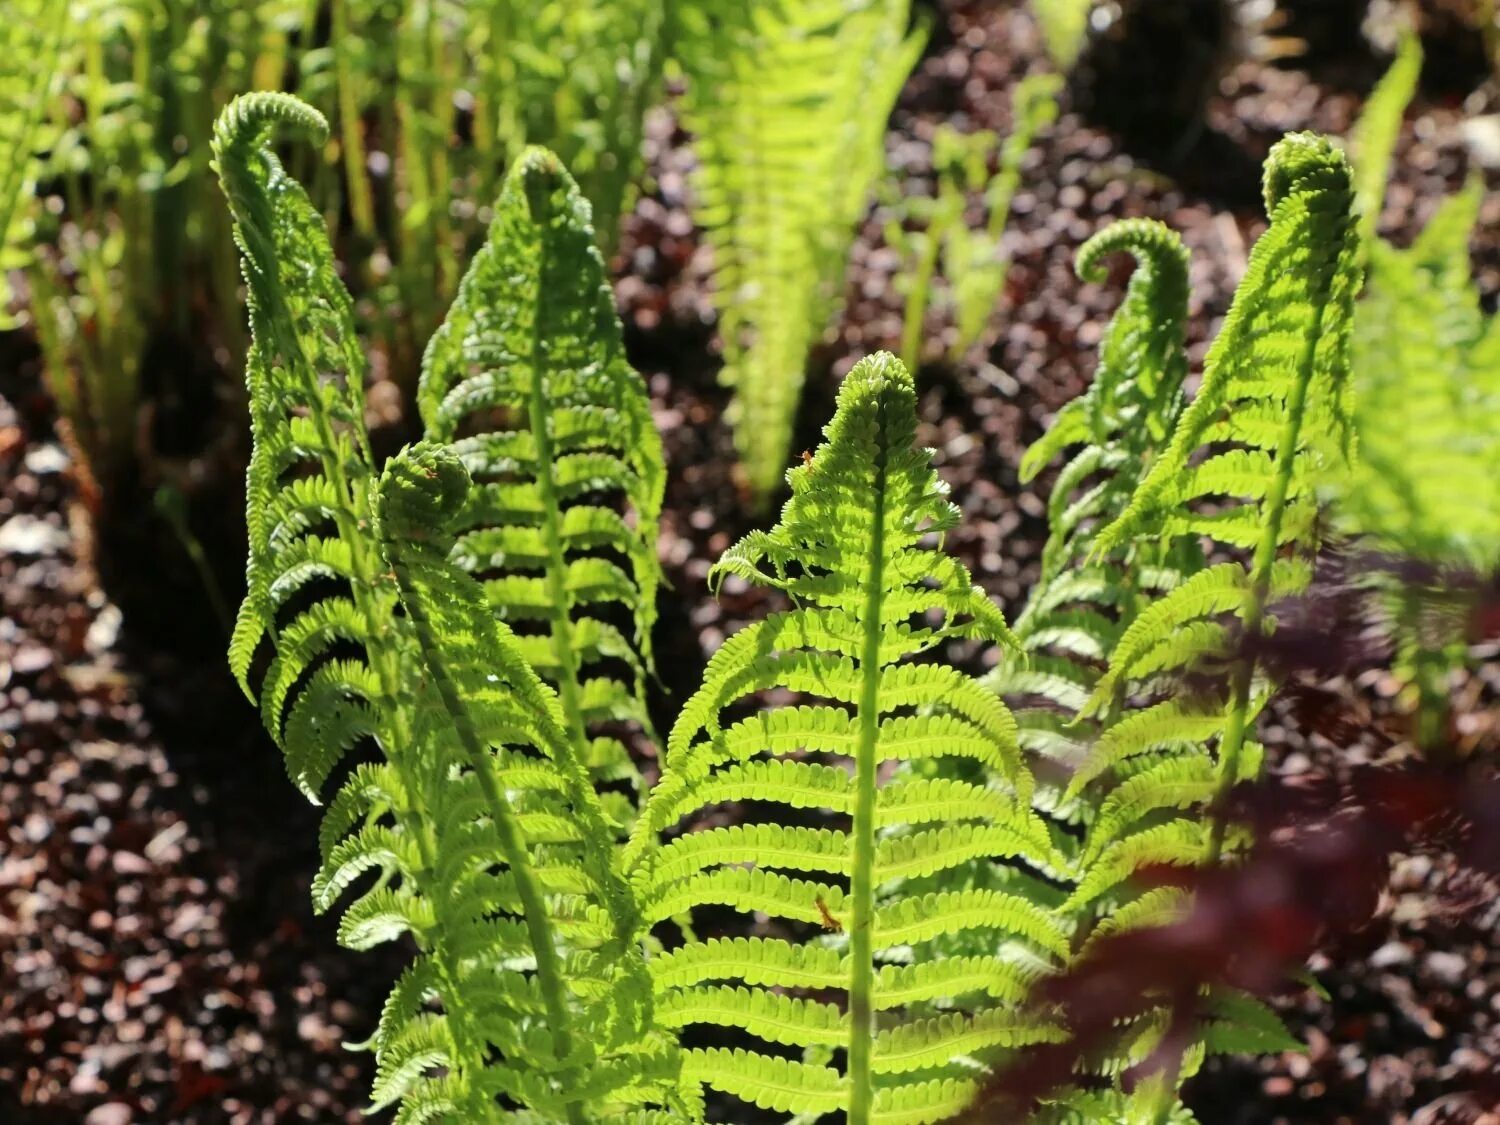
676, 0, 925, 505
1006, 133, 1361, 1101
626, 353, 1065, 1125
418, 145, 666, 813
213, 93, 682, 1123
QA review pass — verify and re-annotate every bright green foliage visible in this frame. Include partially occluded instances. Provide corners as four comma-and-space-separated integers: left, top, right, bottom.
676, 0, 926, 504
988, 135, 1360, 1112
419, 147, 666, 811
375, 444, 684, 1122
1349, 32, 1422, 245
627, 354, 1064, 1125
992, 218, 1194, 834
1032, 0, 1094, 69
1342, 181, 1500, 570
0, 0, 67, 325
214, 92, 684, 1123
1083, 132, 1361, 843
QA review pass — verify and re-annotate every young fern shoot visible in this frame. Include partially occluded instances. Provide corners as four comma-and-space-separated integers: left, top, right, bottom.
627, 353, 1065, 1125
676, 0, 926, 505
214, 92, 683, 1123
419, 146, 666, 812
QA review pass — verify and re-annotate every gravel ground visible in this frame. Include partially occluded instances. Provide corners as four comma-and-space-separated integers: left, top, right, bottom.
2, 1, 1497, 1121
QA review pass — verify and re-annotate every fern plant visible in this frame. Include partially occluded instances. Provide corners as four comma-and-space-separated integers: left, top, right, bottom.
626, 353, 1066, 1125
1338, 41, 1500, 753
985, 134, 1361, 1115
675, 0, 925, 505
213, 92, 683, 1123
417, 144, 667, 810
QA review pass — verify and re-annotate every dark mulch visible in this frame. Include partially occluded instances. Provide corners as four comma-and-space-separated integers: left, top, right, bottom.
2, 1, 1496, 1121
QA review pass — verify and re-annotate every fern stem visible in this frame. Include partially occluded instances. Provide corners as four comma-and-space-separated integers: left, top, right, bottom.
846, 390, 890, 1125
1204, 289, 1329, 866
529, 344, 597, 806
388, 550, 586, 1125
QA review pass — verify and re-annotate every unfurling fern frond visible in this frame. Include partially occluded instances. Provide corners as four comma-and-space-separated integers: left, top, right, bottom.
628, 353, 1062, 1125
374, 444, 685, 1122
1079, 131, 1359, 875
990, 219, 1194, 830
215, 93, 682, 1123
676, 0, 925, 505
1349, 31, 1422, 245
212, 91, 378, 726
419, 146, 665, 810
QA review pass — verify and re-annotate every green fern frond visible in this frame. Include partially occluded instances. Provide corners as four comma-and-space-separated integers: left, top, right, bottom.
677, 0, 925, 504
1349, 31, 1422, 245
420, 145, 665, 801
373, 442, 684, 1121
216, 95, 685, 1123
1340, 179, 1500, 569
630, 353, 1053, 1124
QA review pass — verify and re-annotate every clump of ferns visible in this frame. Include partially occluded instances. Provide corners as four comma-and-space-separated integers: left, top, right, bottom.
212, 86, 1396, 1125
213, 92, 681, 1121
979, 133, 1363, 1116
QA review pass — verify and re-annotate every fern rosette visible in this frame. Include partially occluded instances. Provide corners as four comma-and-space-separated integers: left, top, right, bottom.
628, 353, 1064, 1124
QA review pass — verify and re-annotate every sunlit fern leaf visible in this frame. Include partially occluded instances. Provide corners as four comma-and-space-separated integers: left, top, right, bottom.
211, 92, 380, 736
627, 353, 1064, 1124
1349, 30, 1422, 245
1018, 218, 1192, 580
988, 219, 1195, 847
0, 0, 67, 324
419, 145, 665, 804
675, 0, 925, 505
373, 443, 686, 1121
1092, 132, 1361, 578
1047, 133, 1359, 1102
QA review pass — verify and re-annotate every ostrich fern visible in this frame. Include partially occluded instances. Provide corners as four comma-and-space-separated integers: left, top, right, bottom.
627, 354, 1065, 1125
213, 93, 683, 1123
418, 146, 666, 809
216, 84, 1388, 1124
676, 0, 925, 505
